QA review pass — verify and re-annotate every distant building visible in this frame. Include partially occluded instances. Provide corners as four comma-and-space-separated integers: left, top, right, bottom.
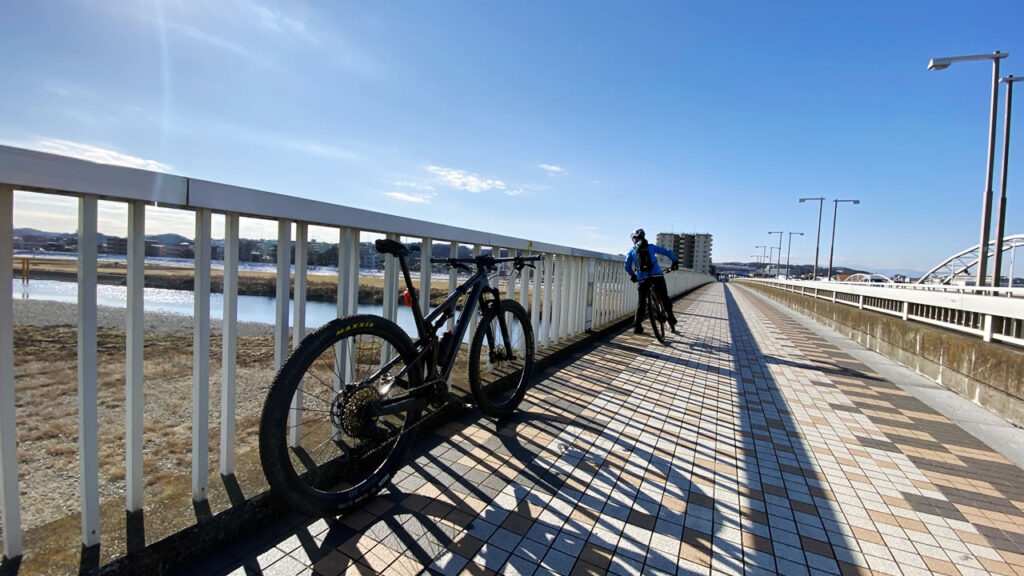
360, 242, 382, 269
145, 240, 162, 257
656, 232, 713, 274
105, 236, 128, 255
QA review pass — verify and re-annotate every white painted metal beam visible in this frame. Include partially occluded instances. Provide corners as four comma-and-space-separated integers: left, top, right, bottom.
220, 213, 239, 476
77, 197, 100, 547
192, 208, 212, 502
125, 201, 145, 511
0, 185, 23, 559
289, 223, 308, 447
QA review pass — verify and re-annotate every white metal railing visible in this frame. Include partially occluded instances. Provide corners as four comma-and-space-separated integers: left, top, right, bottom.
741, 278, 1024, 348
0, 145, 711, 559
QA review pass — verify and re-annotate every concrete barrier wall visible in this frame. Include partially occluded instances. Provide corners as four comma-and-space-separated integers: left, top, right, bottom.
737, 281, 1024, 428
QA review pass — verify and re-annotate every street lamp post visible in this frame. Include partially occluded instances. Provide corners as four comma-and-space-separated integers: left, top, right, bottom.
756, 245, 768, 276
992, 75, 1023, 288
827, 200, 859, 281
786, 232, 804, 279
798, 197, 825, 279
929, 51, 1008, 287
768, 232, 783, 278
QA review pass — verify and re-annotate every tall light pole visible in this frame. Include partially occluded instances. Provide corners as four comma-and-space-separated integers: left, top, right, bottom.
768, 232, 783, 278
786, 232, 804, 279
992, 75, 1023, 287
827, 199, 860, 281
799, 197, 825, 279
756, 245, 768, 276
929, 51, 1008, 286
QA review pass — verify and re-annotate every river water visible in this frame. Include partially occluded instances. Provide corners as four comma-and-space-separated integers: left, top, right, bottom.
11, 279, 423, 335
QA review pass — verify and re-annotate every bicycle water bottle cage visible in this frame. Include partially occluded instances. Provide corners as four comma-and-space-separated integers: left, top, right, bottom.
375, 238, 409, 257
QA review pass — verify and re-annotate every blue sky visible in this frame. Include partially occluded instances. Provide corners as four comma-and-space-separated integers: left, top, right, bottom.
3, 1, 1024, 275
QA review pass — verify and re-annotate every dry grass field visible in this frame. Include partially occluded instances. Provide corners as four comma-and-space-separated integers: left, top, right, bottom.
8, 321, 280, 570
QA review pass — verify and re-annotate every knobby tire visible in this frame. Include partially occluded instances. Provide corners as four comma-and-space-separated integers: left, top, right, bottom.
468, 299, 535, 417
259, 315, 422, 517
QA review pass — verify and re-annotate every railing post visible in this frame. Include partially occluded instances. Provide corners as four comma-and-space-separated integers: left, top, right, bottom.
338, 228, 359, 319
469, 244, 481, 337
0, 185, 23, 559
518, 249, 531, 311
125, 201, 145, 511
78, 197, 100, 546
334, 227, 359, 440
420, 238, 433, 317
569, 258, 581, 335
984, 314, 994, 342
564, 256, 573, 336
584, 260, 594, 331
541, 254, 554, 348
902, 300, 909, 321
192, 208, 212, 503
557, 254, 565, 340
448, 243, 458, 331
220, 213, 239, 476
530, 251, 541, 337
289, 223, 308, 447
274, 220, 292, 372
858, 294, 864, 310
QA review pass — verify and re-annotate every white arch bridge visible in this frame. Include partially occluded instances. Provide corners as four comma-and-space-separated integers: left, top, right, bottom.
917, 234, 1024, 285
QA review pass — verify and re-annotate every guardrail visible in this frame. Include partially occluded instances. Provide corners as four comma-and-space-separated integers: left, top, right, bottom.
0, 144, 711, 560
739, 278, 1024, 348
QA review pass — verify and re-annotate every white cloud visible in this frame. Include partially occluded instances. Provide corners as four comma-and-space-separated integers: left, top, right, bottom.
22, 138, 172, 172
282, 139, 360, 161
384, 191, 433, 204
538, 164, 565, 174
395, 181, 435, 191
428, 166, 506, 194
249, 3, 319, 44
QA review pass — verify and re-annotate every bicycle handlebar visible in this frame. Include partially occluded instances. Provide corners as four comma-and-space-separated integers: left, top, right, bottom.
430, 254, 544, 272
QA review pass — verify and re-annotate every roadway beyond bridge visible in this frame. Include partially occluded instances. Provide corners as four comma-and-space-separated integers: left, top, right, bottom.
178, 282, 1024, 576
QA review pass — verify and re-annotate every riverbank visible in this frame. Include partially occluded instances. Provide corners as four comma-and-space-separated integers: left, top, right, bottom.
11, 258, 454, 306
8, 299, 278, 570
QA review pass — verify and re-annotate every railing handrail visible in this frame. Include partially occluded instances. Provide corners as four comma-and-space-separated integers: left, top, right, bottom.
740, 278, 1024, 348
0, 144, 620, 261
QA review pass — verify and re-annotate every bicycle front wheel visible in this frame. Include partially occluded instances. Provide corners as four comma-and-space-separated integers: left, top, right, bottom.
648, 293, 666, 344
259, 315, 422, 517
468, 299, 535, 417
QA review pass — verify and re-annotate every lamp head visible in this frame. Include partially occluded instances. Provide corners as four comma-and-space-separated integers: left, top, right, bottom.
928, 51, 1008, 71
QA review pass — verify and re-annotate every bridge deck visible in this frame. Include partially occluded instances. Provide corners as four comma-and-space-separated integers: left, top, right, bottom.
183, 282, 1024, 576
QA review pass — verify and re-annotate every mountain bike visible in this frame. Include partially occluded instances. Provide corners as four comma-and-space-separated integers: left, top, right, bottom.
259, 239, 542, 517
640, 269, 674, 344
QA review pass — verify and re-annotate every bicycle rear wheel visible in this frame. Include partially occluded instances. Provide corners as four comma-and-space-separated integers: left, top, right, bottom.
468, 299, 535, 417
259, 315, 422, 517
648, 293, 667, 344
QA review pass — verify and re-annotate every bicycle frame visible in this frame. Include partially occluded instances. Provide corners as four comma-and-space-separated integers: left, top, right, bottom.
367, 247, 538, 415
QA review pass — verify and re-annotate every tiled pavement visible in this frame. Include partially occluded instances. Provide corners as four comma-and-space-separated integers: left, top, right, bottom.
180, 282, 1024, 576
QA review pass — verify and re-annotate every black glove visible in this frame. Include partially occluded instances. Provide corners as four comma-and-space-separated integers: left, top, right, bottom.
671, 261, 679, 271
629, 274, 637, 283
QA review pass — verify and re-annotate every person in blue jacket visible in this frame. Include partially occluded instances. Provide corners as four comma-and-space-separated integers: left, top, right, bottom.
624, 228, 679, 334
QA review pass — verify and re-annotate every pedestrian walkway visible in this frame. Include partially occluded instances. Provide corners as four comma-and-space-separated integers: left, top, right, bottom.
181, 282, 1024, 576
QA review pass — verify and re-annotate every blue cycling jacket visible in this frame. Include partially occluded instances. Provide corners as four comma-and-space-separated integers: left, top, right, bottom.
624, 242, 677, 281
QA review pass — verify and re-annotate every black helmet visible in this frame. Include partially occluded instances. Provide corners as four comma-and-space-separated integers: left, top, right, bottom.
631, 228, 645, 243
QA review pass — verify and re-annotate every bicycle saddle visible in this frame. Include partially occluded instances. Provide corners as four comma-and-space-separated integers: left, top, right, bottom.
374, 238, 409, 257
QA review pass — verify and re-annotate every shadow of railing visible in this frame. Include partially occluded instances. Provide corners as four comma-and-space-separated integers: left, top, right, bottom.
155, 281, 874, 575
723, 283, 855, 572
